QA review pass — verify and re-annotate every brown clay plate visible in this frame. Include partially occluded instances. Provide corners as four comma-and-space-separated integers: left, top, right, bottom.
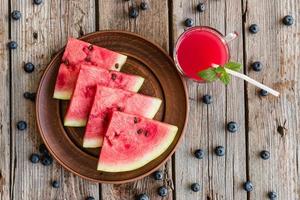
36, 31, 188, 183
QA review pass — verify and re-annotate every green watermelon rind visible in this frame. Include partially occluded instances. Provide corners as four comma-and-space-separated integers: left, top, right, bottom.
64, 119, 87, 127
53, 90, 73, 100
97, 125, 178, 172
128, 77, 145, 93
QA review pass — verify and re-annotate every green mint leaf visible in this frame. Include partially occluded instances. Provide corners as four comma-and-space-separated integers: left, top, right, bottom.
224, 61, 242, 72
214, 66, 226, 74
198, 68, 217, 82
219, 71, 231, 85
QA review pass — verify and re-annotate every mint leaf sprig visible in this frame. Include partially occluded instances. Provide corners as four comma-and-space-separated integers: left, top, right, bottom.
198, 61, 242, 85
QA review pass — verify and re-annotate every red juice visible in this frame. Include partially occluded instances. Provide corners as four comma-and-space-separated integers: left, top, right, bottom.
174, 27, 229, 81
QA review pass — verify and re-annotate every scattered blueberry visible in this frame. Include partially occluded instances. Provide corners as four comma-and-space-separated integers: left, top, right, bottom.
282, 15, 294, 26
158, 186, 168, 197
260, 150, 270, 160
11, 10, 21, 20
33, 0, 43, 5
24, 62, 35, 73
17, 121, 27, 131
23, 92, 36, 101
140, 2, 148, 10
268, 191, 277, 199
194, 149, 204, 159
41, 154, 53, 166
260, 89, 269, 97
227, 121, 238, 133
30, 153, 40, 163
39, 143, 49, 155
136, 193, 149, 200
7, 41, 18, 50
86, 196, 95, 200
184, 18, 194, 27
191, 183, 200, 192
153, 170, 164, 180
243, 181, 253, 192
251, 61, 263, 72
215, 146, 225, 156
202, 94, 212, 104
249, 24, 259, 34
52, 180, 60, 188
129, 7, 139, 18
196, 3, 206, 12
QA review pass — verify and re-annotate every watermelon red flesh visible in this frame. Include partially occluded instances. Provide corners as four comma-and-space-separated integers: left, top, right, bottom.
53, 38, 127, 100
97, 111, 178, 172
64, 65, 144, 127
83, 85, 162, 148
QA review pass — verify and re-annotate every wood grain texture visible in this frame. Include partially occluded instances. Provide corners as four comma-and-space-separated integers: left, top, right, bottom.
97, 0, 172, 199
0, 1, 10, 200
10, 0, 99, 199
244, 0, 300, 199
171, 0, 247, 199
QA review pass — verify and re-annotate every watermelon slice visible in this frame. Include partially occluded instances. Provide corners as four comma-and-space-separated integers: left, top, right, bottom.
53, 38, 127, 100
64, 65, 144, 127
97, 111, 178, 172
83, 85, 162, 148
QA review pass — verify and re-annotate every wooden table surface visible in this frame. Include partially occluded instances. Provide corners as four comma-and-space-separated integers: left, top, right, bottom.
0, 0, 299, 199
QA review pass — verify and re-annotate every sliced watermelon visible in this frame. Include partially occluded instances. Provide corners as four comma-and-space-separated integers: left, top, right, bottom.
53, 38, 127, 100
83, 85, 162, 148
64, 65, 144, 127
97, 111, 178, 172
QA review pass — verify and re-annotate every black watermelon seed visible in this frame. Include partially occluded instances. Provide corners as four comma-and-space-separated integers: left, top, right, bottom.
191, 183, 200, 192
137, 129, 143, 134
11, 10, 21, 20
243, 181, 253, 192
184, 18, 194, 27
129, 7, 139, 18
251, 61, 263, 72
140, 2, 148, 10
111, 73, 117, 80
24, 62, 35, 73
88, 45, 93, 50
260, 89, 269, 97
249, 24, 259, 34
268, 191, 277, 199
153, 170, 164, 180
7, 41, 18, 50
260, 150, 270, 160
215, 146, 225, 156
227, 121, 239, 133
86, 197, 95, 200
39, 143, 49, 155
194, 149, 205, 159
282, 15, 294, 26
202, 94, 212, 104
41, 155, 53, 166
33, 0, 43, 5
196, 3, 206, 12
136, 193, 149, 200
17, 121, 27, 131
63, 59, 69, 66
30, 153, 40, 163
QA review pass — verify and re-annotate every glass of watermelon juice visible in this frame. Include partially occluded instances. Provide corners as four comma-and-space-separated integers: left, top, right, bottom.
173, 26, 237, 82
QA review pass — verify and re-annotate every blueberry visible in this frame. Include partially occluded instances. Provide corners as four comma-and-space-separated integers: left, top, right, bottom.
243, 181, 253, 192
136, 193, 149, 200
227, 121, 238, 133
23, 92, 36, 101
7, 41, 18, 50
158, 186, 168, 197
282, 15, 294, 26
11, 10, 21, 20
251, 61, 263, 72
268, 191, 277, 199
184, 18, 194, 27
17, 121, 27, 130
30, 153, 40, 163
41, 154, 53, 166
196, 3, 206, 12
86, 196, 95, 200
249, 24, 259, 34
129, 7, 139, 18
24, 62, 35, 73
260, 89, 268, 97
33, 0, 43, 5
260, 150, 270, 160
39, 143, 49, 155
191, 183, 200, 192
202, 94, 212, 104
194, 149, 204, 159
52, 180, 60, 188
140, 2, 148, 10
215, 146, 225, 156
153, 170, 163, 180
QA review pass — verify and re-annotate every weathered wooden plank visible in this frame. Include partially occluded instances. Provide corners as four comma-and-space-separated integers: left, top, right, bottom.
10, 1, 99, 199
98, 0, 172, 199
171, 0, 247, 199
0, 1, 10, 200
244, 0, 300, 199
